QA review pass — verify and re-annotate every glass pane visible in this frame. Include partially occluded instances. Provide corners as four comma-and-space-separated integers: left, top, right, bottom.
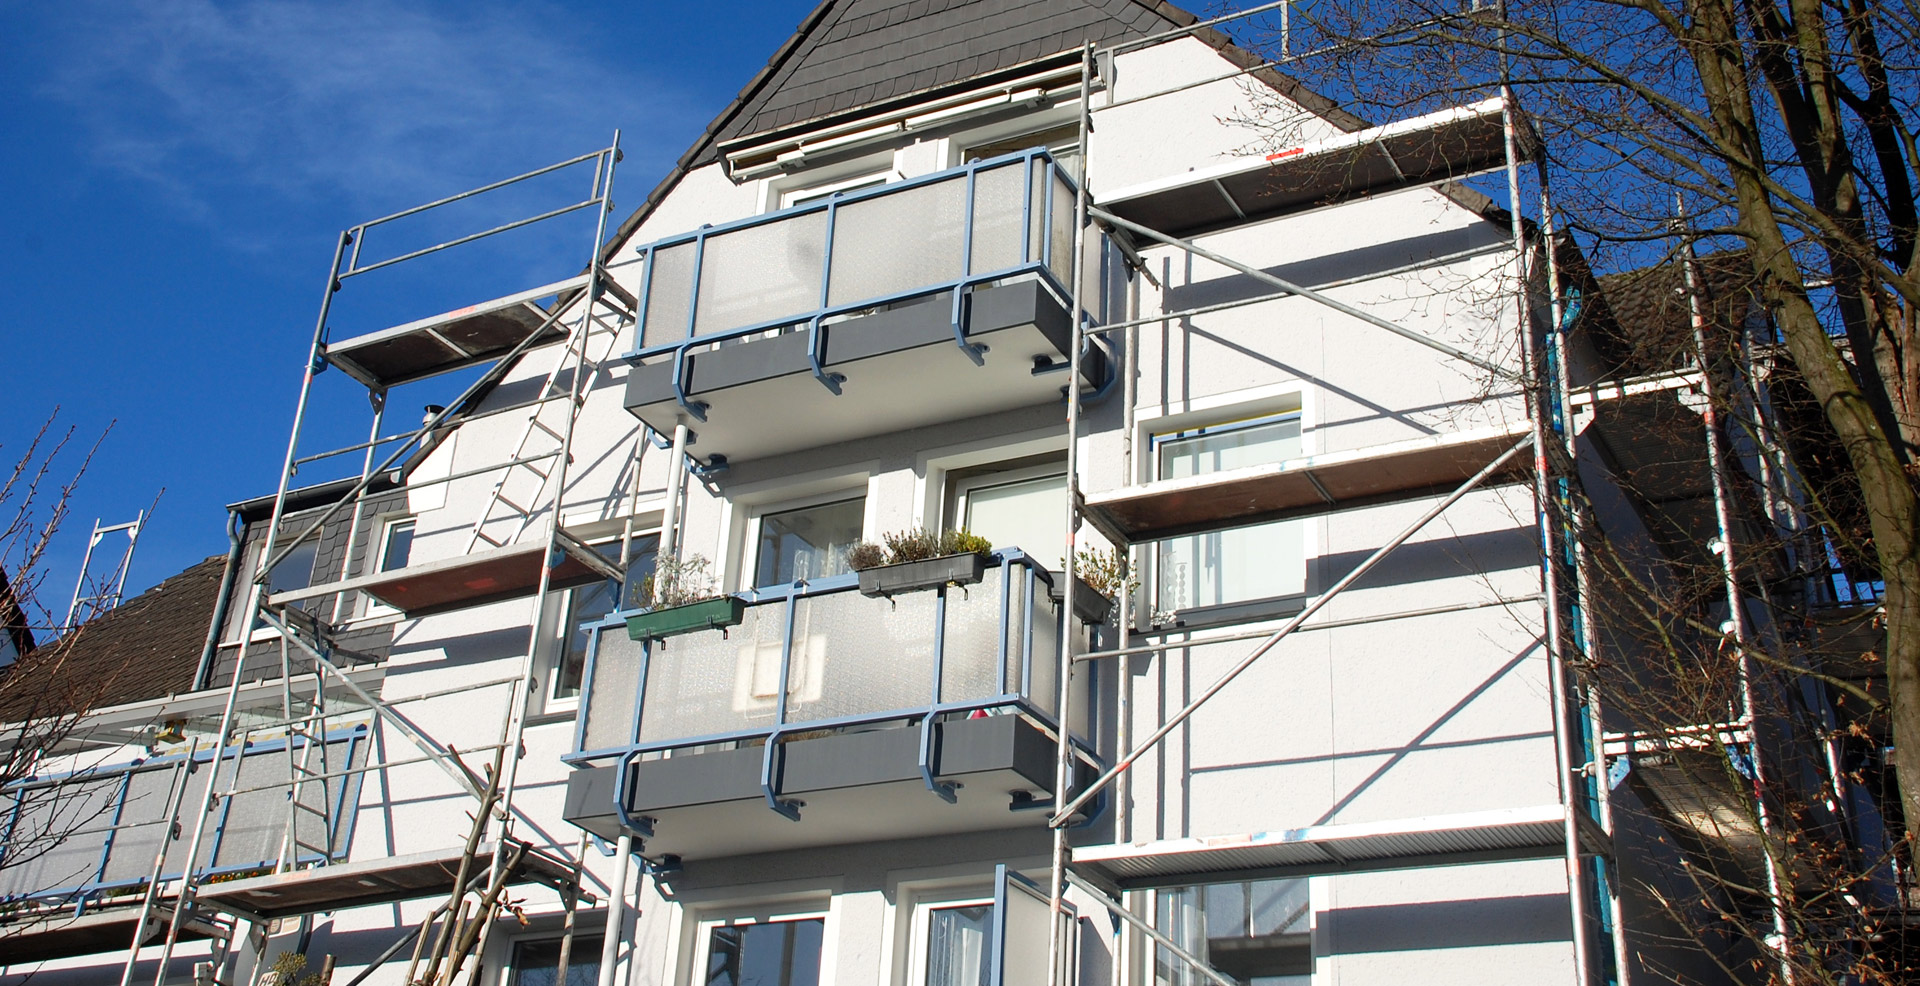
941, 567, 1004, 704
927, 905, 992, 986
267, 540, 318, 595
1154, 879, 1311, 986
755, 498, 865, 588
580, 630, 644, 752
962, 473, 1065, 564
695, 211, 828, 336
559, 537, 660, 700
1156, 418, 1306, 609
380, 521, 414, 572
706, 918, 824, 986
510, 936, 604, 986
828, 175, 967, 306
642, 242, 697, 349
968, 164, 1027, 275
999, 880, 1057, 986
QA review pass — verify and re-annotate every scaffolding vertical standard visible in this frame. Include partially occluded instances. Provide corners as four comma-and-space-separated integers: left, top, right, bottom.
1036, 14, 1627, 986
122, 135, 632, 986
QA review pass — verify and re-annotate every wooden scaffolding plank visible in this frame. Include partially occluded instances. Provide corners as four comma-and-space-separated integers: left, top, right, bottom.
1082, 424, 1533, 545
268, 537, 618, 618
1072, 804, 1567, 889
0, 901, 222, 964
193, 841, 576, 922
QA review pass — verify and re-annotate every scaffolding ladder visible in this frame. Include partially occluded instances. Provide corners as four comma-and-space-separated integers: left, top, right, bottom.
119, 136, 631, 986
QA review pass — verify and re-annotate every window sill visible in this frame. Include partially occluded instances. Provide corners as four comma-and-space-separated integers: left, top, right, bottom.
1150, 593, 1309, 634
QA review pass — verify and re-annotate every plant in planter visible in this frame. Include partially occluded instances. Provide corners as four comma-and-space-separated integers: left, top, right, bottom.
626, 554, 744, 641
853, 528, 994, 597
1053, 545, 1137, 625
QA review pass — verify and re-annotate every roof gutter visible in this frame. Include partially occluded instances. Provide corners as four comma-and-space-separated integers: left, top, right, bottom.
194, 507, 245, 690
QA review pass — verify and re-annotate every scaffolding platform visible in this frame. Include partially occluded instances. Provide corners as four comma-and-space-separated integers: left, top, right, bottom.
268, 534, 621, 618
1082, 424, 1531, 545
1098, 97, 1513, 238
1071, 804, 1568, 889
0, 900, 225, 964
323, 273, 637, 390
193, 841, 578, 922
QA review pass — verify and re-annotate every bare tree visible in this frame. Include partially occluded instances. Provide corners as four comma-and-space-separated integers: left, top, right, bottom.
1200, 0, 1920, 976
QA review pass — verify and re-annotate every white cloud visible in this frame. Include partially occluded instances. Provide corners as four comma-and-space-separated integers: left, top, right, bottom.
35, 0, 698, 221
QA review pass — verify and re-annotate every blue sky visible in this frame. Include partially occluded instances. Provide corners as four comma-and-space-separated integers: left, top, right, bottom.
0, 0, 811, 625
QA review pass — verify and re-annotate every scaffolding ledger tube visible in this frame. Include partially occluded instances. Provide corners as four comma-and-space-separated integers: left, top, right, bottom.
1053, 434, 1533, 824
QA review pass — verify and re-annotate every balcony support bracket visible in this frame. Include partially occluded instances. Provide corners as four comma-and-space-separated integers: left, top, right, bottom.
669, 347, 708, 422
805, 316, 847, 395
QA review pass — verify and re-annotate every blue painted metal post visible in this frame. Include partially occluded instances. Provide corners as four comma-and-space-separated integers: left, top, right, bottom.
919, 586, 958, 802
759, 592, 804, 821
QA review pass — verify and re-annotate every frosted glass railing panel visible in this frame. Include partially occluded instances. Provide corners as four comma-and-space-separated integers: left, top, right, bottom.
0, 773, 122, 899
695, 211, 827, 334
637, 605, 780, 743
784, 591, 935, 725
1028, 592, 1061, 721
640, 242, 696, 349
828, 176, 968, 306
97, 767, 180, 884
1048, 172, 1075, 290
969, 165, 1028, 275
581, 631, 644, 752
943, 568, 1006, 703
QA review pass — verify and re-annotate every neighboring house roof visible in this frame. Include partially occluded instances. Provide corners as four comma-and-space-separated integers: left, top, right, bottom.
603, 0, 1384, 263
0, 566, 33, 661
0, 556, 225, 725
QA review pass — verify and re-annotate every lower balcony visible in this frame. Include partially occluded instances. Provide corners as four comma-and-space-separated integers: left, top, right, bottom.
563, 550, 1104, 862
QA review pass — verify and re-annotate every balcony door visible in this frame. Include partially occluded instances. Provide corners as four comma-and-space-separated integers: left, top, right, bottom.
955, 464, 1066, 568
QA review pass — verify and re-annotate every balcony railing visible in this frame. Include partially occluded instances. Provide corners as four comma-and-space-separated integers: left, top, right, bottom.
569, 550, 1098, 826
0, 728, 366, 911
621, 150, 1116, 417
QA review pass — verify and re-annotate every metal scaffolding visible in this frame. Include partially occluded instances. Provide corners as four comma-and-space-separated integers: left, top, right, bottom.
1035, 17, 1634, 986
99, 135, 635, 986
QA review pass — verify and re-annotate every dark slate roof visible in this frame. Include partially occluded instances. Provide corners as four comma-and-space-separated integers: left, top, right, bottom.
602, 0, 1387, 262
716, 0, 1168, 144
0, 556, 226, 723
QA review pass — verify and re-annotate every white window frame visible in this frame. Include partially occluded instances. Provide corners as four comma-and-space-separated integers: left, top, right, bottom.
685, 905, 834, 986
233, 534, 321, 645
905, 893, 997, 986
359, 515, 416, 619
495, 928, 607, 986
735, 486, 875, 593
1136, 385, 1317, 626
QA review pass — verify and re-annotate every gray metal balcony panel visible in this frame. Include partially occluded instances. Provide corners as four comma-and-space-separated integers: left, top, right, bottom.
624, 280, 1094, 463
564, 715, 1073, 860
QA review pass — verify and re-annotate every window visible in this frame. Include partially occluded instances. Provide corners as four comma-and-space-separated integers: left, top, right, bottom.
547, 534, 658, 707
508, 935, 602, 986
1154, 878, 1311, 986
701, 916, 826, 986
266, 538, 319, 598
1154, 414, 1306, 614
753, 497, 865, 588
964, 124, 1081, 179
379, 519, 414, 572
780, 170, 895, 209
953, 463, 1066, 564
922, 902, 992, 986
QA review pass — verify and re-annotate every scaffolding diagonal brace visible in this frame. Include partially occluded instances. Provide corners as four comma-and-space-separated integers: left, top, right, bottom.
1062, 871, 1239, 986
256, 609, 486, 800
1051, 433, 1533, 824
1087, 207, 1520, 381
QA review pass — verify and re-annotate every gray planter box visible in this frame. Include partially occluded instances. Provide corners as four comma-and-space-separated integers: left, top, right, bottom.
1050, 575, 1115, 625
857, 553, 988, 597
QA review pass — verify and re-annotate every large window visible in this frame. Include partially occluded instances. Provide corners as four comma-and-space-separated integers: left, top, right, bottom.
701, 916, 826, 986
1153, 414, 1306, 614
753, 497, 865, 588
1154, 878, 1311, 986
954, 464, 1066, 565
508, 935, 603, 986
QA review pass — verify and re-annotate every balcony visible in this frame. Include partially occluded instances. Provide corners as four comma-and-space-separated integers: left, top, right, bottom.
622, 151, 1118, 464
563, 550, 1104, 861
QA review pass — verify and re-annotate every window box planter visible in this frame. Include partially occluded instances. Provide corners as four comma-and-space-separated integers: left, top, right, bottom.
1050, 576, 1115, 626
857, 552, 988, 598
625, 597, 746, 642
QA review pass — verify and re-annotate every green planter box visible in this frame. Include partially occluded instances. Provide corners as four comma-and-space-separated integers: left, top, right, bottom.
626, 597, 746, 642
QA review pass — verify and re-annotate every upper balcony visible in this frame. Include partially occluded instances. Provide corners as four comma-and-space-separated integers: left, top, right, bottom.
622, 151, 1118, 464
562, 550, 1105, 862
